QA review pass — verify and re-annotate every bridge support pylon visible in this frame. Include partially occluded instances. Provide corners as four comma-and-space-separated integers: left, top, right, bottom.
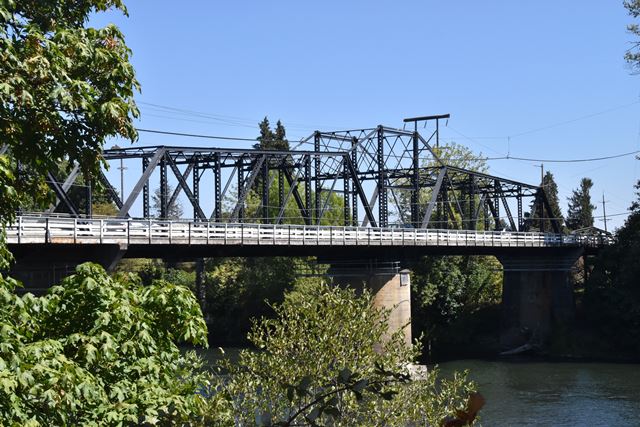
327, 260, 412, 349
498, 249, 582, 351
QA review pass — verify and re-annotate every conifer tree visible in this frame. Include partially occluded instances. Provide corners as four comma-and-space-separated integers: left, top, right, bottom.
566, 177, 596, 231
255, 117, 289, 151
255, 117, 275, 150
528, 171, 564, 232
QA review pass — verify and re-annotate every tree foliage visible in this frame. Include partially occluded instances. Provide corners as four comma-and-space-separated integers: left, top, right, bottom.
584, 174, 640, 355
566, 177, 596, 231
625, 0, 640, 72
0, 263, 211, 425
255, 117, 289, 151
0, 0, 139, 223
215, 282, 480, 426
151, 184, 184, 219
528, 171, 564, 231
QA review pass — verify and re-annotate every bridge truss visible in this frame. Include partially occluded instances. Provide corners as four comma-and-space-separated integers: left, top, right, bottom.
44, 117, 562, 233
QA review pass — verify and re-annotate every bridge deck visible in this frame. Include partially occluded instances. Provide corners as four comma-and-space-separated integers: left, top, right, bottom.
5, 216, 610, 249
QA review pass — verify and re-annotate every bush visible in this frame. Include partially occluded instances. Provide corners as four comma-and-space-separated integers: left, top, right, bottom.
215, 282, 480, 426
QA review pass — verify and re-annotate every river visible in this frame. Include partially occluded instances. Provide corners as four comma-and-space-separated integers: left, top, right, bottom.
200, 348, 640, 425
439, 360, 640, 426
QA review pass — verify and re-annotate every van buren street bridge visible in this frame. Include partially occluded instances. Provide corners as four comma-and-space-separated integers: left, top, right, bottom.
4, 115, 612, 350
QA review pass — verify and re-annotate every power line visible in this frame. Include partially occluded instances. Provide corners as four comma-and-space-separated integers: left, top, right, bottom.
508, 100, 640, 139
135, 128, 640, 164
506, 150, 640, 163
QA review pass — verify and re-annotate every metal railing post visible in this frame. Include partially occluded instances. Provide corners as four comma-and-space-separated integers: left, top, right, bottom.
99, 219, 103, 244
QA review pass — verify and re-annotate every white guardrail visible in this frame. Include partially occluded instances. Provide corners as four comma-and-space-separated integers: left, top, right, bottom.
3, 216, 613, 248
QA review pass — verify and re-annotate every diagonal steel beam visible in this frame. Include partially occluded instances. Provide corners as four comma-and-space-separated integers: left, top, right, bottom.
278, 160, 309, 224
497, 188, 517, 231
345, 156, 377, 228
278, 161, 311, 225
46, 171, 80, 217
117, 148, 165, 218
96, 168, 125, 212
421, 167, 447, 228
316, 157, 344, 225
168, 163, 193, 209
230, 155, 266, 221
166, 156, 206, 220
47, 163, 80, 213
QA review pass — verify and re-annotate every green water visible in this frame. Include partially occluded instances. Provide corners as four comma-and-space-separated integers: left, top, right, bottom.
439, 360, 640, 426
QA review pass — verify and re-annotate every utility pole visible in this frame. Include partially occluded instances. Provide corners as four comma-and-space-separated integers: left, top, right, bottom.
118, 158, 127, 201
601, 192, 609, 233
110, 144, 126, 200
534, 163, 544, 186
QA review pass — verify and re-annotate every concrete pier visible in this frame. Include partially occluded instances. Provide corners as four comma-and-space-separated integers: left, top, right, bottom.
329, 261, 412, 347
498, 249, 582, 350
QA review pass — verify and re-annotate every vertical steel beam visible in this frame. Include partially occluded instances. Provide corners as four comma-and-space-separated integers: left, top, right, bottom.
262, 157, 269, 223
468, 176, 476, 230
377, 126, 387, 227
517, 186, 523, 231
351, 137, 358, 226
237, 156, 244, 222
159, 155, 168, 219
278, 167, 285, 217
493, 180, 500, 230
304, 154, 312, 224
411, 130, 420, 227
192, 162, 200, 220
142, 157, 150, 218
213, 153, 222, 221
314, 132, 321, 223
343, 159, 350, 226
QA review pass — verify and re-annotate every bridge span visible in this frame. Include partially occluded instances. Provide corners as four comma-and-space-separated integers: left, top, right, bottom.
6, 215, 609, 260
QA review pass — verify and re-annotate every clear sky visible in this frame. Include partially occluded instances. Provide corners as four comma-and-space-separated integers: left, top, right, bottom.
93, 1, 640, 229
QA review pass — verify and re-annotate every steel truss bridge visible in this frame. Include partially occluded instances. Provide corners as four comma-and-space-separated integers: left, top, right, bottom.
42, 115, 565, 234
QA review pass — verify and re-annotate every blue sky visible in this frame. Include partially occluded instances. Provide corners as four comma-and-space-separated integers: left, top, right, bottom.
94, 1, 640, 229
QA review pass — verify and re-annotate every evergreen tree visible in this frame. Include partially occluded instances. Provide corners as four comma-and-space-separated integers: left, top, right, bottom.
255, 117, 289, 151
255, 117, 275, 150
566, 177, 596, 231
152, 184, 184, 219
528, 171, 564, 232
273, 120, 290, 150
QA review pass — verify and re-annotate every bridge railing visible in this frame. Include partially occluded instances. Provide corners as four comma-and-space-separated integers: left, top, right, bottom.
4, 216, 614, 248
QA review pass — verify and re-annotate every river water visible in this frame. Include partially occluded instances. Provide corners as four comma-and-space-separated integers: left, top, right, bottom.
438, 360, 640, 426
200, 348, 640, 425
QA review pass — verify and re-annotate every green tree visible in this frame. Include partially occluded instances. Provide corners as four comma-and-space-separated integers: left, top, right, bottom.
255, 117, 289, 151
625, 0, 640, 72
566, 177, 596, 231
585, 174, 640, 355
0, 0, 139, 223
0, 263, 211, 425
528, 171, 564, 232
216, 282, 480, 426
151, 184, 184, 219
